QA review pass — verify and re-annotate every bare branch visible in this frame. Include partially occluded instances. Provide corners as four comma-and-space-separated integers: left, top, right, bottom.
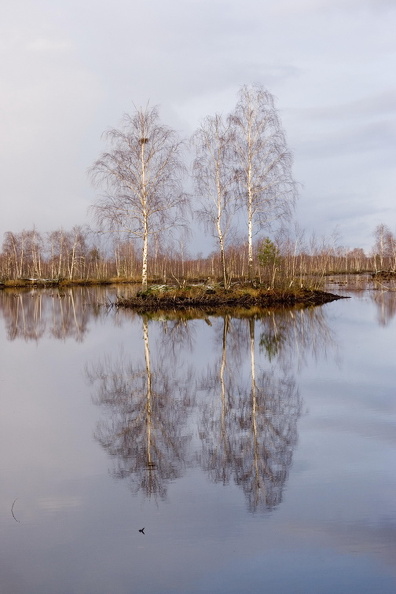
228, 84, 298, 279
89, 104, 188, 289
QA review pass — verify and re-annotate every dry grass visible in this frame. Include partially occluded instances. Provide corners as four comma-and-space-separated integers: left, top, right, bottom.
116, 283, 344, 311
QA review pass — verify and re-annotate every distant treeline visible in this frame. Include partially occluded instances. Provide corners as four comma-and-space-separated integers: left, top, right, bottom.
0, 223, 395, 286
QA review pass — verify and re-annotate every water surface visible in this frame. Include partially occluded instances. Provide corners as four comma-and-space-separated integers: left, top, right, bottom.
0, 284, 395, 593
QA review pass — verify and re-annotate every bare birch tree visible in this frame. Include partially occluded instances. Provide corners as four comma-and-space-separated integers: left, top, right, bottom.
229, 84, 298, 280
89, 104, 187, 290
373, 223, 395, 271
2, 232, 24, 278
192, 114, 235, 287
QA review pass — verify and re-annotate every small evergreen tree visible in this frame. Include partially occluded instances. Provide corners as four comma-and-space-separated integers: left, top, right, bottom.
258, 238, 280, 288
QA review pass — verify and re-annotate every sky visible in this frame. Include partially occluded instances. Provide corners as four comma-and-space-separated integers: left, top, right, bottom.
1, 0, 395, 255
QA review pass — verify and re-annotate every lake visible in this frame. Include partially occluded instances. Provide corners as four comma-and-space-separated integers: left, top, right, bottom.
1, 282, 395, 594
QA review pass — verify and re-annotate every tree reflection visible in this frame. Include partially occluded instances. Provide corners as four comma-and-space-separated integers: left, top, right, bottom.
1, 291, 46, 342
158, 316, 197, 358
199, 316, 301, 512
0, 288, 100, 341
87, 317, 193, 500
258, 306, 337, 371
370, 289, 396, 326
0, 285, 339, 512
234, 318, 300, 511
103, 306, 333, 511
200, 315, 235, 484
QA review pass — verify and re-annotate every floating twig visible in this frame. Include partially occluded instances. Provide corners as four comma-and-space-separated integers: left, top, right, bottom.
11, 498, 20, 523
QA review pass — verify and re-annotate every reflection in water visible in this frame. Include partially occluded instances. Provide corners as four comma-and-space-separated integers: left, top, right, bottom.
236, 319, 300, 511
0, 287, 104, 341
371, 289, 396, 326
258, 306, 337, 370
200, 317, 301, 511
325, 274, 396, 327
88, 305, 334, 513
86, 318, 193, 500
2, 289, 396, 591
0, 287, 337, 512
199, 315, 235, 485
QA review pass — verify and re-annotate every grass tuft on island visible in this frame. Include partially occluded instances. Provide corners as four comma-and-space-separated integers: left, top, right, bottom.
115, 283, 347, 311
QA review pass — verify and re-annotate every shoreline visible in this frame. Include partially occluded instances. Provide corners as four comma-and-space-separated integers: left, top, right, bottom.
0, 279, 349, 311
115, 286, 348, 311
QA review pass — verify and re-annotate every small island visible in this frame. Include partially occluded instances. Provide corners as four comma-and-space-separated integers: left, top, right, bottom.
115, 283, 346, 312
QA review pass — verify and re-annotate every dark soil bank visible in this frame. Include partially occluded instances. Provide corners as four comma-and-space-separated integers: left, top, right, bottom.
116, 287, 347, 311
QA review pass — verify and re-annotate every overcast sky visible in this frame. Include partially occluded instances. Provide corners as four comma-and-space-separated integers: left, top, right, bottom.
1, 0, 395, 254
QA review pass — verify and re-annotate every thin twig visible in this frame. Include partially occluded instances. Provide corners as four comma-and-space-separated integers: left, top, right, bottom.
170, 273, 182, 288
373, 280, 396, 291
11, 498, 20, 523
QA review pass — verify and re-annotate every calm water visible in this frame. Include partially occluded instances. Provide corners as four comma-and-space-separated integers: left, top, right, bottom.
0, 284, 395, 594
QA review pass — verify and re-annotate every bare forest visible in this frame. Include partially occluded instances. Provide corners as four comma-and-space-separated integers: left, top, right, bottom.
1, 223, 395, 288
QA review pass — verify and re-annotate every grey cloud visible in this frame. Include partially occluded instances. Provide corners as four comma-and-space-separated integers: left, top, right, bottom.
296, 119, 396, 160
274, 0, 396, 15
1, 0, 395, 249
293, 91, 396, 121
